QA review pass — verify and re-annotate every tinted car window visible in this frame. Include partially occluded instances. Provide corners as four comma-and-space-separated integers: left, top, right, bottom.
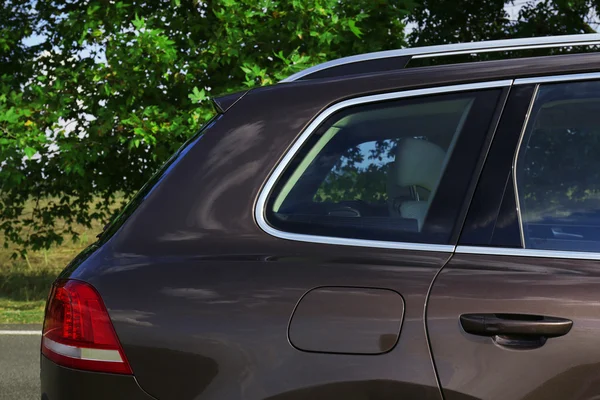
516, 80, 600, 252
264, 89, 503, 244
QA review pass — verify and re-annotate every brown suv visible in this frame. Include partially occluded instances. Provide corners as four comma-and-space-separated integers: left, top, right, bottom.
41, 34, 600, 400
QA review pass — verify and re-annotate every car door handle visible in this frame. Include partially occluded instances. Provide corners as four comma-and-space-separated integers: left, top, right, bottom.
460, 313, 573, 338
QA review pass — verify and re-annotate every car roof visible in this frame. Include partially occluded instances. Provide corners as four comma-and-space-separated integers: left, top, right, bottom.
244, 52, 600, 107
215, 35, 600, 111
282, 34, 600, 82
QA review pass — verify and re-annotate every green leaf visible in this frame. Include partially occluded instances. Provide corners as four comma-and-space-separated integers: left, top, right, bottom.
23, 147, 36, 159
188, 87, 206, 103
1, 107, 19, 123
87, 4, 101, 15
348, 20, 363, 38
132, 14, 145, 30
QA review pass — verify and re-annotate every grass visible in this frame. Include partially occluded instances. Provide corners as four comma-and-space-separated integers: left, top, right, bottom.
0, 209, 108, 324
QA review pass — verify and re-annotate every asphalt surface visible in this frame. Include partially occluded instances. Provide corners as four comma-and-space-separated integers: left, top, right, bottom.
0, 324, 42, 400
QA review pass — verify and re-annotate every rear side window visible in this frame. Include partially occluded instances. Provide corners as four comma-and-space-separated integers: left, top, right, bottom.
263, 88, 503, 245
516, 80, 600, 252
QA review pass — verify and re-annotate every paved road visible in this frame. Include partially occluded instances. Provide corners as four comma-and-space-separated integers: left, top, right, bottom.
0, 324, 42, 400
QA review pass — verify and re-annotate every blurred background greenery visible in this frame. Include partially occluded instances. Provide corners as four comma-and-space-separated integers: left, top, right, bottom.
0, 197, 121, 323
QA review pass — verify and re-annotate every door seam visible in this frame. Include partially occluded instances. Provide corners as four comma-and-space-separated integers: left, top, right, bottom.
423, 251, 453, 400
423, 78, 516, 400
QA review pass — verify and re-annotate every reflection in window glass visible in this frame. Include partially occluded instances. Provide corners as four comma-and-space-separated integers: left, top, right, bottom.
516, 80, 600, 252
314, 139, 397, 205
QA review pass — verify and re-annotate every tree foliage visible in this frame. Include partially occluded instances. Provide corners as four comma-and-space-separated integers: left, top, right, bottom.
407, 0, 599, 45
0, 0, 413, 254
2, 0, 600, 254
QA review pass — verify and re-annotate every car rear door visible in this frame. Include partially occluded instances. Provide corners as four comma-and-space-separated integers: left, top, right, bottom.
428, 74, 600, 400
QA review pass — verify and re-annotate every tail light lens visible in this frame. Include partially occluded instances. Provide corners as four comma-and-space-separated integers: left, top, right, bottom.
41, 279, 133, 375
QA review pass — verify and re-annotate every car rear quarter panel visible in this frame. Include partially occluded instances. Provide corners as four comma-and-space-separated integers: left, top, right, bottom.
65, 75, 456, 400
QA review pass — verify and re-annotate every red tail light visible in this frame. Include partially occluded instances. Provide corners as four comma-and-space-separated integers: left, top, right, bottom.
41, 279, 132, 375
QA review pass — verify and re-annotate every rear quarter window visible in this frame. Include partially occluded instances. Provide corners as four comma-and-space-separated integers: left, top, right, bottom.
261, 87, 504, 245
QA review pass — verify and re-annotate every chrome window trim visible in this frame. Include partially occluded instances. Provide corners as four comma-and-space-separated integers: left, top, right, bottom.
515, 71, 600, 85
254, 80, 512, 252
456, 246, 600, 260
282, 34, 600, 82
512, 85, 540, 248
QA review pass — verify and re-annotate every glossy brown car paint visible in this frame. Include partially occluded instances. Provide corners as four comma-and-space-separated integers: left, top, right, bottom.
428, 253, 600, 400
42, 52, 600, 400
288, 286, 405, 355
69, 250, 450, 400
40, 356, 154, 400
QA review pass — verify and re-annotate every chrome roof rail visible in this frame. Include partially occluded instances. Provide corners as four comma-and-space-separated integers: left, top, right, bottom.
281, 33, 600, 83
